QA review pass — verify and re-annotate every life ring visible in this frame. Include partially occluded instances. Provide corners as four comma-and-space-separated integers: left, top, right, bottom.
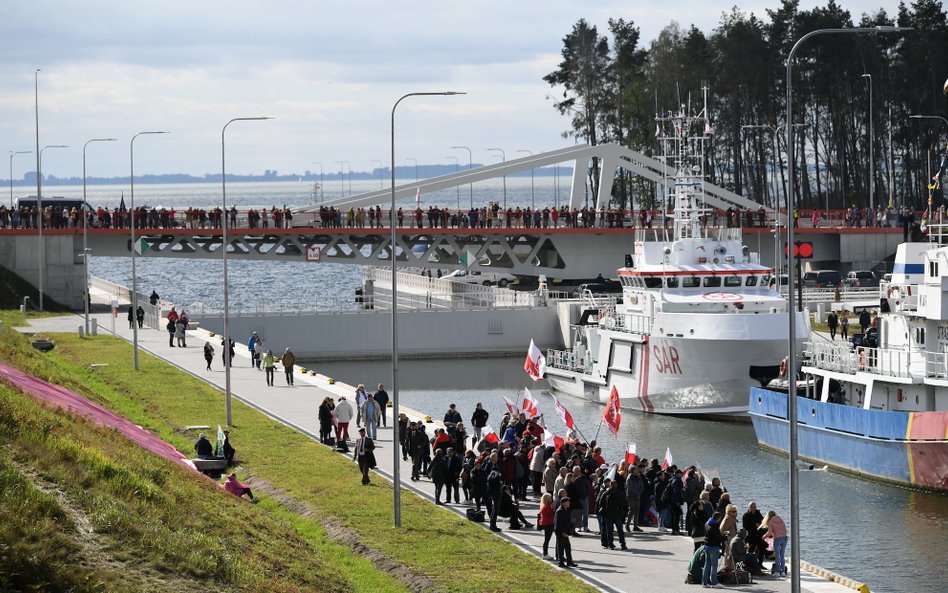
779, 357, 788, 377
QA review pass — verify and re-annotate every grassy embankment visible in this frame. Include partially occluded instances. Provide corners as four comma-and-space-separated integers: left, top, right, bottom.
0, 308, 596, 593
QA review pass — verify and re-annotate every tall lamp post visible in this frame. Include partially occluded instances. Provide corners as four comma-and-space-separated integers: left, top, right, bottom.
450, 145, 473, 209
862, 74, 874, 210
9, 150, 32, 208
391, 91, 465, 527
222, 117, 273, 426
487, 148, 507, 209
785, 25, 908, 593
130, 131, 168, 370
371, 159, 384, 189
445, 155, 460, 209
334, 161, 346, 198
82, 138, 117, 334
37, 144, 68, 311
312, 161, 323, 203
517, 149, 535, 209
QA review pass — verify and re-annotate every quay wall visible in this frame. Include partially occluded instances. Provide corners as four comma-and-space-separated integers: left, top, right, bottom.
191, 306, 563, 360
0, 233, 85, 309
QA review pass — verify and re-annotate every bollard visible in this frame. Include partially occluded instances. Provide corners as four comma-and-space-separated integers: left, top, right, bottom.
91, 319, 98, 336
20, 304, 26, 315
78, 326, 85, 338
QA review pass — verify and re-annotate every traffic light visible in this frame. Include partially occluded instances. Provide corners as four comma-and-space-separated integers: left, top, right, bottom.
784, 241, 813, 258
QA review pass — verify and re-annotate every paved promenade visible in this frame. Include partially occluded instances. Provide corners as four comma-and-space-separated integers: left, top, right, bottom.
19, 307, 855, 593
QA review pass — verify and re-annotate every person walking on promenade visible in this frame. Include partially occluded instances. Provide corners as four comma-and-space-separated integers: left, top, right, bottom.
334, 396, 353, 442
840, 313, 850, 342
398, 413, 410, 460
625, 463, 645, 532
486, 466, 503, 532
543, 458, 559, 496
702, 511, 725, 588
136, 305, 145, 328
443, 403, 462, 434
247, 332, 259, 368
409, 424, 429, 481
175, 317, 187, 347
352, 428, 376, 486
430, 448, 449, 505
281, 347, 295, 385
318, 397, 334, 444
149, 290, 160, 305
360, 394, 380, 439
263, 349, 275, 386
859, 309, 871, 334
253, 338, 264, 370
372, 384, 389, 427
761, 510, 788, 577
470, 402, 489, 448
599, 478, 628, 550
446, 447, 463, 504
354, 384, 368, 427
827, 311, 839, 340
166, 316, 176, 347
554, 497, 578, 568
538, 492, 556, 559
453, 422, 468, 455
203, 341, 214, 371
127, 306, 134, 329
689, 499, 709, 551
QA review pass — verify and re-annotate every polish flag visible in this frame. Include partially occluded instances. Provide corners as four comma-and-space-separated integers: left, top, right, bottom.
605, 464, 617, 482
524, 339, 547, 381
480, 424, 499, 445
543, 430, 565, 452
603, 386, 621, 437
661, 447, 674, 471
502, 395, 520, 417
625, 442, 637, 465
521, 388, 540, 418
552, 395, 575, 430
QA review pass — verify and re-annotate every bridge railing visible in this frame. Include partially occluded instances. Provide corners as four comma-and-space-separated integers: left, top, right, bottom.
366, 268, 546, 310
89, 276, 162, 329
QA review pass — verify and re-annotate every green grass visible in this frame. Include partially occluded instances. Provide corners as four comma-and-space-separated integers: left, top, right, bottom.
0, 317, 596, 593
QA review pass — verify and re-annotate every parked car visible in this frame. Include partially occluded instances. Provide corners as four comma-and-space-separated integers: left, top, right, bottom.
442, 269, 517, 287
843, 270, 879, 288
803, 269, 842, 289
768, 274, 791, 290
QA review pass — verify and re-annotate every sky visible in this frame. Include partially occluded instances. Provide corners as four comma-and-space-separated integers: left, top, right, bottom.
0, 0, 895, 180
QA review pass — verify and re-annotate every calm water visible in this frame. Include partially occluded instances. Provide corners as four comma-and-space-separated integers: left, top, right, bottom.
84, 180, 947, 593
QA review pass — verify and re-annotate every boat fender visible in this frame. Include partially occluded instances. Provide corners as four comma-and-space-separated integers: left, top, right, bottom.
779, 357, 788, 377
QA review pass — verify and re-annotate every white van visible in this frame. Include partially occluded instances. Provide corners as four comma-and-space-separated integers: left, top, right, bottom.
442, 269, 517, 287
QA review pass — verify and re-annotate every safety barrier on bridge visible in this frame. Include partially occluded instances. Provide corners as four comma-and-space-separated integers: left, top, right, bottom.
89, 277, 162, 329
366, 268, 548, 311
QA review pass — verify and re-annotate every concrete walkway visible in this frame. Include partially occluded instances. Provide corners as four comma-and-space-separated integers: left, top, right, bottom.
18, 305, 855, 593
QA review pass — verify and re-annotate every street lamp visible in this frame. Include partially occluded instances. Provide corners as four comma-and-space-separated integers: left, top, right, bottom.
862, 74, 874, 210
334, 161, 346, 198
785, 25, 909, 593
37, 144, 68, 311
487, 148, 507, 209
130, 131, 168, 371
312, 162, 323, 203
406, 157, 418, 182
445, 155, 460, 210
371, 159, 384, 189
9, 150, 31, 208
82, 138, 117, 334
222, 117, 273, 426
450, 145, 473, 209
391, 91, 465, 527
345, 160, 352, 196
518, 149, 535, 209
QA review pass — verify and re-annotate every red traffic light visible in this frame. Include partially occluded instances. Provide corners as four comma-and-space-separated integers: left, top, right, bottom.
784, 241, 814, 258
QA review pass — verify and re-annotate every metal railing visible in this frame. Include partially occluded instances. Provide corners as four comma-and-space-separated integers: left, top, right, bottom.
805, 340, 913, 378
366, 267, 547, 310
546, 348, 593, 374
89, 276, 162, 328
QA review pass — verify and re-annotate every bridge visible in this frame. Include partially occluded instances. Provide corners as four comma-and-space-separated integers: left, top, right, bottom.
0, 142, 906, 308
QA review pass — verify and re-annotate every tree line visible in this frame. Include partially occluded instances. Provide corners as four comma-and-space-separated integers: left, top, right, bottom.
544, 0, 948, 212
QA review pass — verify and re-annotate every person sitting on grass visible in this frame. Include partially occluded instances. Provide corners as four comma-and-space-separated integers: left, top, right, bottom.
194, 433, 213, 458
224, 473, 258, 503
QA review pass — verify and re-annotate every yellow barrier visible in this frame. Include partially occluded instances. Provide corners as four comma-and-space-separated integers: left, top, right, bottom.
797, 559, 870, 593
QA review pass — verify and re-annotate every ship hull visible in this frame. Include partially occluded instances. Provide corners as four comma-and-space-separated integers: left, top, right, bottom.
749, 387, 948, 493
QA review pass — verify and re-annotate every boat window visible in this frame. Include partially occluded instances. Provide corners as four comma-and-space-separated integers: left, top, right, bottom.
761, 274, 771, 286
724, 276, 742, 287
703, 277, 722, 287
665, 277, 679, 288
682, 276, 700, 288
745, 276, 758, 286
644, 276, 663, 289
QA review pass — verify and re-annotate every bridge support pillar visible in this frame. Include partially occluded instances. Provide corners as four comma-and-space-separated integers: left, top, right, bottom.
0, 233, 85, 309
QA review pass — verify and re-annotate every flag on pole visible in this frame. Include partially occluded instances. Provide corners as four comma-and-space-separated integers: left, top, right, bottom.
521, 387, 540, 418
524, 339, 547, 381
543, 430, 564, 452
551, 395, 575, 430
624, 442, 637, 465
655, 123, 662, 138
661, 447, 674, 471
480, 424, 499, 445
215, 425, 226, 457
502, 395, 520, 417
119, 192, 126, 212
605, 464, 617, 481
603, 386, 621, 437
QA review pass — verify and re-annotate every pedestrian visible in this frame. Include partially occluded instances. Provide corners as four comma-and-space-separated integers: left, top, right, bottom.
318, 397, 334, 444
203, 341, 214, 371
352, 427, 376, 485
446, 447, 463, 504
470, 402, 489, 448
554, 497, 577, 568
335, 396, 354, 441
136, 305, 145, 328
149, 290, 160, 305
263, 349, 275, 386
253, 338, 264, 370
248, 332, 259, 368
538, 492, 556, 559
281, 347, 295, 385
859, 309, 871, 334
702, 511, 724, 588
361, 393, 381, 440
486, 466, 503, 532
409, 423, 430, 481
354, 384, 368, 426
761, 510, 788, 577
127, 306, 134, 329
840, 313, 850, 341
166, 316, 176, 347
625, 464, 645, 532
430, 448, 449, 505
827, 311, 839, 340
373, 383, 389, 427
175, 317, 187, 347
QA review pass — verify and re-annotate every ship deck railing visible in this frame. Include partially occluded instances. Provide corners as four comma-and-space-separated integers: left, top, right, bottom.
805, 340, 917, 379
546, 349, 593, 374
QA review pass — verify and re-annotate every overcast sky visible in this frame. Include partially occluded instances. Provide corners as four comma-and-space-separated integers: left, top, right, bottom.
0, 0, 896, 179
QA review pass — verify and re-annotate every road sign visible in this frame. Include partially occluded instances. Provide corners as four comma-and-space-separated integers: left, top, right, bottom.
306, 245, 322, 262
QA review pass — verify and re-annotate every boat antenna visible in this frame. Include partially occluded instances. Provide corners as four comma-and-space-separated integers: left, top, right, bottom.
676, 82, 682, 113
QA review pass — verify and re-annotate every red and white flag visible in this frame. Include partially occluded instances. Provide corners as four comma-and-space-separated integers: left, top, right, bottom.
521, 388, 540, 418
543, 430, 565, 452
502, 395, 520, 417
661, 447, 674, 471
603, 386, 621, 437
551, 395, 575, 430
415, 187, 421, 206
480, 424, 499, 445
524, 339, 547, 381
625, 442, 637, 465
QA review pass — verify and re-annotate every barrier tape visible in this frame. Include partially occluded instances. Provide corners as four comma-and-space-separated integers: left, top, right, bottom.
797, 559, 870, 593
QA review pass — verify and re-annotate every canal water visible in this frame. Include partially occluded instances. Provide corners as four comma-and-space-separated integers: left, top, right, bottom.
78, 179, 948, 593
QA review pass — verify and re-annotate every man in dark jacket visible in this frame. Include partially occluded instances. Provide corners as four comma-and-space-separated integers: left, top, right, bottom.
470, 402, 489, 447
194, 433, 213, 458
373, 384, 389, 427
554, 497, 577, 568
409, 424, 430, 481
599, 479, 628, 549
625, 464, 645, 532
669, 469, 685, 535
486, 468, 503, 532
429, 449, 448, 505
446, 448, 463, 504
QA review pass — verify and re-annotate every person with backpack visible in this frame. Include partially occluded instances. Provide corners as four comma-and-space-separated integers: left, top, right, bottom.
166, 316, 176, 347
203, 341, 214, 371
